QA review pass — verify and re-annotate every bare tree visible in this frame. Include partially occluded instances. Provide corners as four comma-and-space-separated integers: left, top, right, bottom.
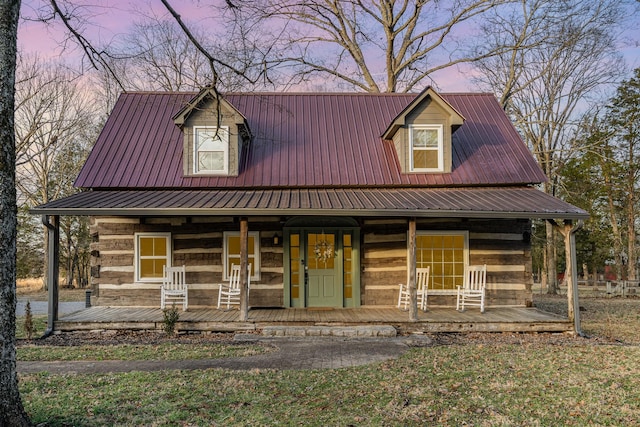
0, 0, 31, 424
473, 0, 626, 293
122, 19, 211, 91
15, 54, 95, 288
241, 0, 508, 92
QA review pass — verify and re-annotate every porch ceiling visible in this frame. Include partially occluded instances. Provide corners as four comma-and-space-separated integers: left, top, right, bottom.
31, 187, 588, 220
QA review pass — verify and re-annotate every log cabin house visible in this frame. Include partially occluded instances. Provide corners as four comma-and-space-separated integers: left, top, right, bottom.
33, 86, 588, 331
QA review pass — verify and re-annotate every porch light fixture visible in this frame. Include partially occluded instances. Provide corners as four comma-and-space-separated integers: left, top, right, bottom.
273, 233, 280, 246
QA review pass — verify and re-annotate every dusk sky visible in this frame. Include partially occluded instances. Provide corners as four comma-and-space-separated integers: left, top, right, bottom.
16, 0, 640, 93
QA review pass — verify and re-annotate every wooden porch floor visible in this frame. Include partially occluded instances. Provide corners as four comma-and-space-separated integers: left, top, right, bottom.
56, 306, 572, 334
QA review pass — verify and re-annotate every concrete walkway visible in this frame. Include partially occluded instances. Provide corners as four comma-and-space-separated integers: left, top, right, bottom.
17, 335, 431, 374
16, 299, 85, 316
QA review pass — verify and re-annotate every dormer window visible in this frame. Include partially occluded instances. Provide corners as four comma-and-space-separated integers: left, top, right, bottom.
194, 126, 229, 174
410, 124, 443, 172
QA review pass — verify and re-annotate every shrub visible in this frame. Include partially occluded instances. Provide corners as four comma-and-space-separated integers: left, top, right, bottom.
23, 300, 35, 340
162, 304, 180, 335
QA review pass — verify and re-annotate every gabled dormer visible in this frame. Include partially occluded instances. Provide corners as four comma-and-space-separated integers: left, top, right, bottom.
383, 87, 465, 174
173, 87, 251, 177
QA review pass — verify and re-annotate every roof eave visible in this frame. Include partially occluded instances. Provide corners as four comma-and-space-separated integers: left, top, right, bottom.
30, 206, 589, 220
382, 87, 466, 140
172, 86, 247, 127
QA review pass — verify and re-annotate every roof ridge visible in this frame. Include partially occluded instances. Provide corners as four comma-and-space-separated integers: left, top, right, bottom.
120, 91, 492, 96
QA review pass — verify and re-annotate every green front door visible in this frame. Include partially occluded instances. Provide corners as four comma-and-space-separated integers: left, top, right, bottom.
285, 221, 360, 308
306, 232, 341, 307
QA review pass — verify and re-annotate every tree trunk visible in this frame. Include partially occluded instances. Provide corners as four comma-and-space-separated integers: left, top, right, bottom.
627, 195, 637, 281
0, 0, 31, 425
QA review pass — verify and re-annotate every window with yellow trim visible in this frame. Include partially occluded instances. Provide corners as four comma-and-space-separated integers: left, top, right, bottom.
135, 233, 171, 282
416, 232, 468, 290
223, 231, 260, 281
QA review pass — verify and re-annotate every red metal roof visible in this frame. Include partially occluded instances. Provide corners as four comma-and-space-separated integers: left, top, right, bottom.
32, 187, 589, 219
75, 92, 547, 189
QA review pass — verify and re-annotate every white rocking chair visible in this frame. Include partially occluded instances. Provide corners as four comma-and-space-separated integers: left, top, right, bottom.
398, 267, 430, 311
217, 263, 251, 309
161, 265, 188, 311
456, 264, 487, 313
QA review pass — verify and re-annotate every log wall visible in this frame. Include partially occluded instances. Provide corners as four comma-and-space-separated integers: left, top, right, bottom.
360, 218, 533, 307
90, 216, 284, 307
91, 215, 533, 308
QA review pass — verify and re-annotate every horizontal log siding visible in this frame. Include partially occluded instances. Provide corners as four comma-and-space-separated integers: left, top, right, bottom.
361, 220, 408, 305
361, 218, 532, 307
91, 216, 284, 307
91, 216, 531, 309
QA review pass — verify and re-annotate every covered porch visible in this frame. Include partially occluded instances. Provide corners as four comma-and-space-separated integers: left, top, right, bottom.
32, 187, 589, 337
54, 305, 572, 335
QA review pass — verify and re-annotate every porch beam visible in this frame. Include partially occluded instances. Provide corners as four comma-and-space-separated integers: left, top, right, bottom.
239, 217, 249, 322
42, 215, 60, 335
408, 218, 418, 321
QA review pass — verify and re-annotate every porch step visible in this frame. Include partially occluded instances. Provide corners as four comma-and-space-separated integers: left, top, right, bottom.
260, 325, 397, 338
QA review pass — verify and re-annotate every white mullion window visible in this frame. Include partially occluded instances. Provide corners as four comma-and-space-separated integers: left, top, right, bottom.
413, 231, 469, 290
223, 231, 260, 281
410, 124, 444, 172
135, 232, 172, 282
194, 126, 229, 174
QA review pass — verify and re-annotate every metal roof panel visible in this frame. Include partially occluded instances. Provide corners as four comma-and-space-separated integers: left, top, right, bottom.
33, 187, 588, 220
75, 92, 548, 189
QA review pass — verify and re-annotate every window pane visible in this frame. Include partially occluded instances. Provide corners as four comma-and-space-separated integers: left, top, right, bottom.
139, 237, 154, 256
153, 237, 166, 256
140, 259, 153, 277
197, 129, 227, 150
291, 234, 299, 247
198, 151, 224, 171
228, 236, 240, 255
140, 259, 165, 279
344, 286, 352, 299
413, 128, 439, 147
413, 149, 438, 169
343, 234, 351, 246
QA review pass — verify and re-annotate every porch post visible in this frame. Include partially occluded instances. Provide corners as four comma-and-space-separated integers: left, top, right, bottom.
566, 220, 583, 336
239, 217, 249, 322
551, 219, 584, 336
42, 215, 59, 335
408, 218, 418, 321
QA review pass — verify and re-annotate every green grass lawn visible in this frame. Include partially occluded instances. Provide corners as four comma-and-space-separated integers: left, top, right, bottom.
17, 295, 640, 426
